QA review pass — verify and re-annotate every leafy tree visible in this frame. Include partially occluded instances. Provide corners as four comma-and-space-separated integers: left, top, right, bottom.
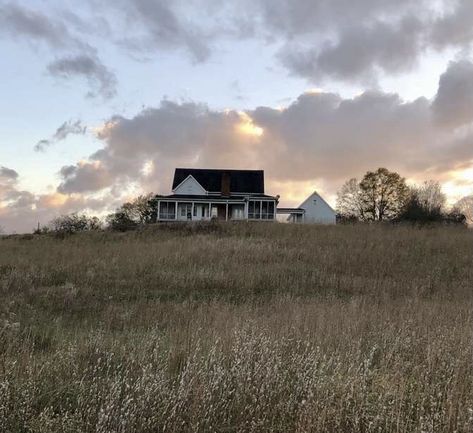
453, 195, 473, 225
106, 193, 156, 231
118, 193, 156, 224
359, 168, 409, 221
106, 210, 138, 232
337, 168, 409, 221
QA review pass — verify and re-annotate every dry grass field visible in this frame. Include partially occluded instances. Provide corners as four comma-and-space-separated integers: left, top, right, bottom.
0, 223, 472, 432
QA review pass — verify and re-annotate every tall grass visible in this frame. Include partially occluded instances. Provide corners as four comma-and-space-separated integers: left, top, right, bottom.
0, 223, 472, 432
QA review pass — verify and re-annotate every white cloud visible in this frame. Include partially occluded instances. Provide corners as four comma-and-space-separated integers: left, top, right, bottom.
51, 61, 473, 204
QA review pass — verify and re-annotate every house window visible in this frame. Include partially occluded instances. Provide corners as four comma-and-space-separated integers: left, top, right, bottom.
248, 201, 256, 219
261, 201, 268, 219
159, 201, 176, 220
267, 201, 275, 219
249, 200, 275, 220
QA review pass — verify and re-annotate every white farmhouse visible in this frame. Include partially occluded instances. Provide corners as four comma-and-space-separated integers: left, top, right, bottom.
278, 191, 336, 224
155, 168, 278, 222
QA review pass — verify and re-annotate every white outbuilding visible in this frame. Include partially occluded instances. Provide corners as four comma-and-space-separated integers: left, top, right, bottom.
278, 191, 336, 224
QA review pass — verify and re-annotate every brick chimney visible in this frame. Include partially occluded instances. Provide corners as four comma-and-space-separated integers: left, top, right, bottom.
221, 172, 231, 197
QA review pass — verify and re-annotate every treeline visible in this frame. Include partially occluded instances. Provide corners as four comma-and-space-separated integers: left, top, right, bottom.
33, 168, 472, 235
34, 193, 158, 235
336, 167, 471, 225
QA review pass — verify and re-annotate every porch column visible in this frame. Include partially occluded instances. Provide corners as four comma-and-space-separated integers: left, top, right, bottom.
225, 202, 229, 221
191, 202, 195, 221
156, 200, 160, 221
175, 201, 178, 220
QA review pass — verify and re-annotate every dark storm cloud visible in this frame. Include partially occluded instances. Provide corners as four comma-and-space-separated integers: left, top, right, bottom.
47, 54, 117, 99
34, 120, 87, 152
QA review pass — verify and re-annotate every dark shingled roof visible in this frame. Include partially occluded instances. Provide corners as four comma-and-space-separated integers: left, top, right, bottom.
172, 168, 265, 194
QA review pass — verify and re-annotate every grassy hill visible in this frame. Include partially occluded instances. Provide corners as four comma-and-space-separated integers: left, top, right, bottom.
0, 223, 472, 432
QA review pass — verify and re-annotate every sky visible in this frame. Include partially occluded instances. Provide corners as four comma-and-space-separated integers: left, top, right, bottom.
1, 0, 473, 232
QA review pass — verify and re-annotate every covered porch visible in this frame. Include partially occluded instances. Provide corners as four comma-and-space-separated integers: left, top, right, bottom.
157, 199, 246, 222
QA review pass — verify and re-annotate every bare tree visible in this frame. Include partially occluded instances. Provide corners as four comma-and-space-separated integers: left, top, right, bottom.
453, 195, 473, 225
412, 180, 446, 214
336, 178, 363, 220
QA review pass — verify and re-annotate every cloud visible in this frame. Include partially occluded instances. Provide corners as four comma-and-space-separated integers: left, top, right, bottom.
57, 101, 265, 194
34, 120, 87, 152
3, 61, 473, 232
0, 165, 119, 233
249, 0, 418, 36
47, 54, 117, 99
3, 1, 473, 91
52, 62, 473, 207
432, 60, 473, 128
244, 0, 473, 84
105, 0, 212, 62
430, 0, 473, 49
0, 3, 116, 99
280, 17, 424, 83
0, 166, 19, 183
58, 160, 115, 194
0, 2, 85, 50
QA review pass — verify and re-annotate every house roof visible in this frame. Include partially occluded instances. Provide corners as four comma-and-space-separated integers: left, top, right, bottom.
172, 168, 265, 194
298, 190, 336, 213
